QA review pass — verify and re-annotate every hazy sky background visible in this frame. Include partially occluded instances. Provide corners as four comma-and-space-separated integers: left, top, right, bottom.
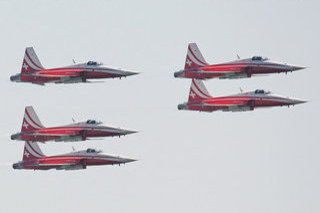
0, 1, 319, 212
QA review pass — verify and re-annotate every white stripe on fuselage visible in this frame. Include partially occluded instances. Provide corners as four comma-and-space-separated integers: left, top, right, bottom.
216, 95, 293, 103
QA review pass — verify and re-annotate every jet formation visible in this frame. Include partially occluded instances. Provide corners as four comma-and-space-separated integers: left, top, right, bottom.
10, 44, 307, 170
176, 43, 307, 113
11, 106, 137, 170
10, 47, 139, 171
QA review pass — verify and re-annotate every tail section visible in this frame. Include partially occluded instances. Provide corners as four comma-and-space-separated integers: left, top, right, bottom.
21, 106, 44, 132
185, 43, 208, 69
23, 141, 45, 161
21, 47, 44, 74
188, 79, 212, 102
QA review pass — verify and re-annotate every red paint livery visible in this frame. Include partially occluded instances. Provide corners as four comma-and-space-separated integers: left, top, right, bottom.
13, 141, 136, 170
174, 43, 305, 80
11, 106, 137, 142
178, 79, 307, 112
10, 47, 138, 85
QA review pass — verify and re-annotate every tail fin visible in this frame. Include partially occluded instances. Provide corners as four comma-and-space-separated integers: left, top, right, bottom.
21, 106, 44, 132
21, 47, 44, 74
185, 43, 208, 69
23, 141, 45, 161
188, 79, 212, 102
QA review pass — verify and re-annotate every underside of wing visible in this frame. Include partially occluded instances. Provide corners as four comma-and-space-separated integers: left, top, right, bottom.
202, 98, 255, 112
34, 70, 85, 83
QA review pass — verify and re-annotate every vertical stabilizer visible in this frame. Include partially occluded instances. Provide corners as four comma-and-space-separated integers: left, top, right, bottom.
188, 79, 211, 102
184, 43, 208, 69
21, 47, 44, 73
21, 106, 44, 132
22, 141, 44, 161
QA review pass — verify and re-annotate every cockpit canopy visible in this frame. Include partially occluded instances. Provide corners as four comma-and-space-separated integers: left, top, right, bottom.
252, 56, 262, 61
86, 148, 101, 153
251, 56, 268, 61
86, 119, 97, 124
255, 89, 271, 94
87, 61, 102, 66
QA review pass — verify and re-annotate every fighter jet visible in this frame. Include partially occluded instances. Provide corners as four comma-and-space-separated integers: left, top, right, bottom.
13, 141, 136, 170
10, 47, 139, 85
11, 106, 137, 142
178, 79, 307, 112
174, 43, 305, 80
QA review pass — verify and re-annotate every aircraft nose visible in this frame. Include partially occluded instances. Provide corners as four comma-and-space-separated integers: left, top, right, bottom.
121, 129, 138, 135
290, 65, 306, 71
121, 157, 137, 163
122, 70, 139, 77
289, 98, 308, 105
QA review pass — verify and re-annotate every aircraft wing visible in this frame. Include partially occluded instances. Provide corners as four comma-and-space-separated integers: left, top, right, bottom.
202, 98, 255, 112
35, 70, 86, 83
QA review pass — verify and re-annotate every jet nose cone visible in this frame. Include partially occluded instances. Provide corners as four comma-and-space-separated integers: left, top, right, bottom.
289, 98, 308, 105
290, 65, 306, 71
123, 70, 139, 77
122, 158, 137, 163
121, 129, 138, 135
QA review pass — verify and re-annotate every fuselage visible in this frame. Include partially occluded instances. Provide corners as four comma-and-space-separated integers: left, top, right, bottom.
175, 57, 305, 80
11, 121, 136, 142
178, 90, 306, 112
11, 62, 138, 85
13, 149, 136, 170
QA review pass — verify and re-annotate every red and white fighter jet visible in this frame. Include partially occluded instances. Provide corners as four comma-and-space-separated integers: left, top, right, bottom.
10, 47, 139, 85
13, 141, 136, 170
178, 79, 307, 112
174, 43, 305, 80
11, 106, 137, 142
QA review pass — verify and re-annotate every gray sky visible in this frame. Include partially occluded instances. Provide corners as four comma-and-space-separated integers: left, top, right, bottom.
0, 0, 319, 212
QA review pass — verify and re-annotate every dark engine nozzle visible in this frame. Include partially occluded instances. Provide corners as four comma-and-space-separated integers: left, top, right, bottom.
10, 74, 21, 82
178, 103, 187, 110
174, 70, 184, 78
12, 162, 23, 169
11, 133, 21, 140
